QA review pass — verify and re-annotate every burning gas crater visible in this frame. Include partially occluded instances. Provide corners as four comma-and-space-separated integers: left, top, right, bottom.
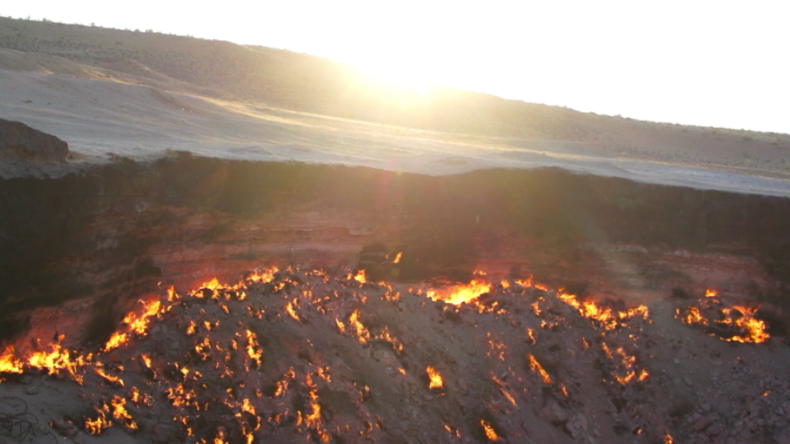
0, 266, 777, 443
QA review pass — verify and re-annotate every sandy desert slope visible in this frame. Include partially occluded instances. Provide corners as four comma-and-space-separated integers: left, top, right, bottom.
1, 61, 789, 196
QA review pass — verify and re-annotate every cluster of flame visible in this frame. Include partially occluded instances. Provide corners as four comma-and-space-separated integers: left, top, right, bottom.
0, 265, 773, 443
0, 269, 510, 441
551, 291, 652, 386
1, 337, 91, 383
0, 268, 282, 443
676, 289, 770, 343
557, 293, 649, 330
0, 266, 425, 443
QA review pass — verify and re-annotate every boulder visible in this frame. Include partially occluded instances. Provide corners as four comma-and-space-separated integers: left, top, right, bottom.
0, 118, 69, 161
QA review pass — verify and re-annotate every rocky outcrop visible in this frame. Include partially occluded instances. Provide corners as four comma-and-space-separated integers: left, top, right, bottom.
0, 118, 69, 161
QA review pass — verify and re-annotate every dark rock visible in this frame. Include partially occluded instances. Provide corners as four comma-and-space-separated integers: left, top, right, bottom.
706, 423, 724, 437
567, 412, 588, 438
50, 419, 79, 438
542, 399, 569, 423
694, 414, 719, 432
0, 118, 68, 161
152, 423, 177, 442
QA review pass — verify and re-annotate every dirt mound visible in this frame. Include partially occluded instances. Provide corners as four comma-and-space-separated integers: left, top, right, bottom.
0, 118, 69, 162
1, 266, 788, 443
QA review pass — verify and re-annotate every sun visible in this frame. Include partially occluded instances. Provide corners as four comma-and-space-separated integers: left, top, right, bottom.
356, 59, 431, 96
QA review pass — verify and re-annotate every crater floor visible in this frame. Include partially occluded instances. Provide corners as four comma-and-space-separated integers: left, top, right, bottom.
2, 266, 788, 444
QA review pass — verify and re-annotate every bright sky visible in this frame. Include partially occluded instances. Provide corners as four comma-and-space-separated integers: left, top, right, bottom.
4, 1, 790, 134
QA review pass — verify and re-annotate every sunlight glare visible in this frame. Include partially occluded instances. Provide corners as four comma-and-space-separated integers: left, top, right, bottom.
358, 60, 431, 97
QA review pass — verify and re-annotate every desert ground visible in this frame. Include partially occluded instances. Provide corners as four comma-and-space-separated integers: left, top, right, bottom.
1, 17, 790, 195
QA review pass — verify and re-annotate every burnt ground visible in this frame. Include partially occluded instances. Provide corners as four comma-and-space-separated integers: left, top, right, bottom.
1, 267, 790, 444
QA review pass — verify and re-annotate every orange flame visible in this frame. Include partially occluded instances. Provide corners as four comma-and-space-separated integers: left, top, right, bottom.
348, 310, 371, 344
304, 374, 321, 426
681, 306, 706, 325
27, 336, 87, 384
241, 398, 256, 415
195, 336, 212, 361
600, 343, 648, 385
526, 328, 536, 344
515, 275, 533, 288
481, 420, 499, 441
104, 299, 162, 352
376, 327, 404, 353
677, 297, 770, 343
427, 280, 491, 305
558, 293, 648, 329
353, 270, 367, 284
247, 266, 279, 284
393, 252, 403, 264
245, 330, 263, 367
317, 366, 331, 383
111, 395, 137, 430
85, 404, 111, 435
0, 346, 24, 374
273, 370, 294, 398
530, 301, 542, 316
426, 366, 444, 390
722, 306, 770, 343
302, 373, 331, 442
95, 366, 124, 387
202, 277, 222, 291
493, 376, 517, 407
705, 289, 718, 298
285, 301, 301, 321
166, 285, 179, 302
528, 354, 552, 385
103, 332, 129, 353
186, 269, 279, 301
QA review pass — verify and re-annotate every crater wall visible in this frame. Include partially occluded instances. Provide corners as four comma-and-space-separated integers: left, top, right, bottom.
2, 154, 790, 344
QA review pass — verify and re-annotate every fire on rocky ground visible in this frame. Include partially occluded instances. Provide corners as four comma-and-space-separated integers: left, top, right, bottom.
1, 265, 789, 444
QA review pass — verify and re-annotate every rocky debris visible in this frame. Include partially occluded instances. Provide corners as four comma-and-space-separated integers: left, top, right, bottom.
0, 266, 789, 443
0, 118, 69, 162
50, 419, 79, 439
692, 413, 719, 432
151, 423, 177, 443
